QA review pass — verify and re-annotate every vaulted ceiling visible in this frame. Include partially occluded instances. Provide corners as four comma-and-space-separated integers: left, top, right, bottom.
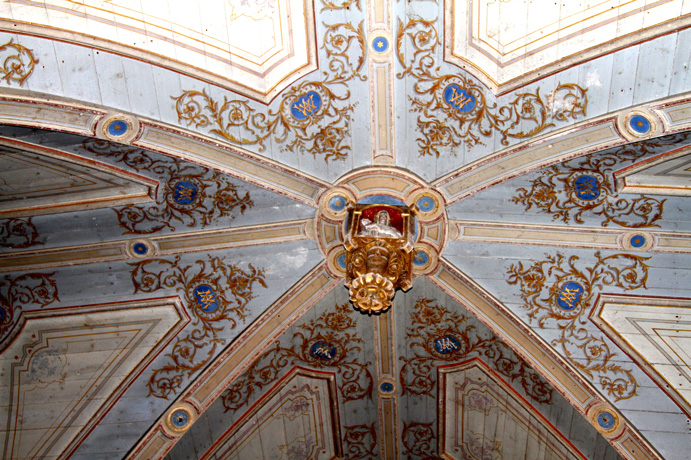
0, 1, 690, 459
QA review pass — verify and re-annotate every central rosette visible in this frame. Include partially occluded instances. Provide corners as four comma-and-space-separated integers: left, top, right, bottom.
344, 204, 415, 314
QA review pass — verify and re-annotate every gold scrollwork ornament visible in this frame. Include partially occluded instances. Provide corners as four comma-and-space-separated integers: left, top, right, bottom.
344, 204, 415, 314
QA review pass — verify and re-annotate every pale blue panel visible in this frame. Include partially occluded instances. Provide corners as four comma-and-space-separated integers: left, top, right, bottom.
122, 59, 162, 120
93, 50, 131, 112
607, 44, 640, 111
670, 28, 691, 95
633, 33, 677, 105
51, 40, 103, 105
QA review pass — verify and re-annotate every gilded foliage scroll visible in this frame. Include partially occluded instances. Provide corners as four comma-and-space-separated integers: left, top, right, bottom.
0, 39, 38, 86
82, 140, 253, 234
0, 218, 42, 248
221, 302, 373, 411
510, 136, 691, 227
399, 298, 553, 404
173, 21, 366, 162
343, 424, 377, 460
507, 252, 649, 400
131, 256, 266, 398
0, 273, 58, 338
396, 18, 587, 157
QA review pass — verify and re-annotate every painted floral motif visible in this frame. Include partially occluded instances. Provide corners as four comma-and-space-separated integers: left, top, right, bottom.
0, 39, 38, 86
173, 21, 365, 162
131, 256, 266, 398
396, 18, 587, 157
464, 431, 502, 460
321, 0, 360, 10
399, 298, 552, 404
26, 344, 68, 386
221, 303, 373, 411
466, 390, 494, 416
510, 135, 691, 227
0, 218, 42, 248
82, 140, 253, 234
278, 435, 315, 460
402, 422, 440, 459
507, 252, 649, 400
282, 396, 311, 421
0, 273, 58, 338
343, 424, 377, 460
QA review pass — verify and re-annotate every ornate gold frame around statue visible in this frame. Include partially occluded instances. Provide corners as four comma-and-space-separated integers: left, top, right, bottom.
344, 204, 415, 314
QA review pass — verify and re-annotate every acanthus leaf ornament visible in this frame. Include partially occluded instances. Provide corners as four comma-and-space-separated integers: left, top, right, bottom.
344, 204, 415, 314
507, 252, 649, 400
130, 256, 267, 399
82, 140, 254, 234
173, 21, 366, 162
510, 136, 689, 227
396, 18, 587, 157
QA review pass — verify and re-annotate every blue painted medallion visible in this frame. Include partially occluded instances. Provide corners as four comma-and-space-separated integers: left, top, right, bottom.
372, 36, 389, 53
329, 195, 347, 212
416, 195, 436, 213
574, 175, 599, 201
434, 336, 461, 354
628, 115, 651, 134
413, 250, 429, 267
193, 285, 218, 313
337, 252, 347, 269
133, 242, 148, 256
172, 181, 198, 205
630, 234, 646, 248
443, 84, 476, 113
290, 91, 322, 120
556, 281, 584, 311
597, 410, 616, 430
171, 409, 189, 428
310, 342, 336, 360
380, 382, 394, 392
107, 119, 129, 137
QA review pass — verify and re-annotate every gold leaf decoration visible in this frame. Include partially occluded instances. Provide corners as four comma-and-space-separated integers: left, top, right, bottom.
0, 273, 58, 338
82, 140, 253, 234
131, 256, 266, 399
0, 39, 38, 86
399, 298, 553, 404
221, 302, 373, 411
511, 135, 691, 227
173, 22, 366, 162
507, 252, 649, 400
396, 18, 587, 156
0, 218, 42, 248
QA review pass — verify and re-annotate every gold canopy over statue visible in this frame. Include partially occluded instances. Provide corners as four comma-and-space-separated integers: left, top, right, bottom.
344, 204, 415, 314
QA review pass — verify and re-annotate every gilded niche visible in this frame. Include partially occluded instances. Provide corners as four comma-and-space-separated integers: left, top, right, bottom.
344, 204, 415, 314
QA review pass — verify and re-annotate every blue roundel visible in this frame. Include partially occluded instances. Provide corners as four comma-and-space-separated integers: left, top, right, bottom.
416, 196, 436, 213
413, 251, 429, 266
337, 253, 347, 269
372, 36, 389, 53
290, 91, 322, 120
133, 242, 148, 255
434, 336, 461, 354
630, 234, 646, 248
574, 175, 600, 201
310, 342, 336, 360
597, 411, 615, 429
329, 195, 347, 212
107, 119, 129, 137
171, 409, 189, 428
194, 285, 218, 313
380, 382, 394, 392
172, 181, 198, 205
629, 115, 651, 134
443, 84, 476, 113
0, 308, 5, 322
556, 281, 584, 311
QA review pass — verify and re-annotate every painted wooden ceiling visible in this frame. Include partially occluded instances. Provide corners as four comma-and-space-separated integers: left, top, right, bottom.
0, 1, 689, 459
